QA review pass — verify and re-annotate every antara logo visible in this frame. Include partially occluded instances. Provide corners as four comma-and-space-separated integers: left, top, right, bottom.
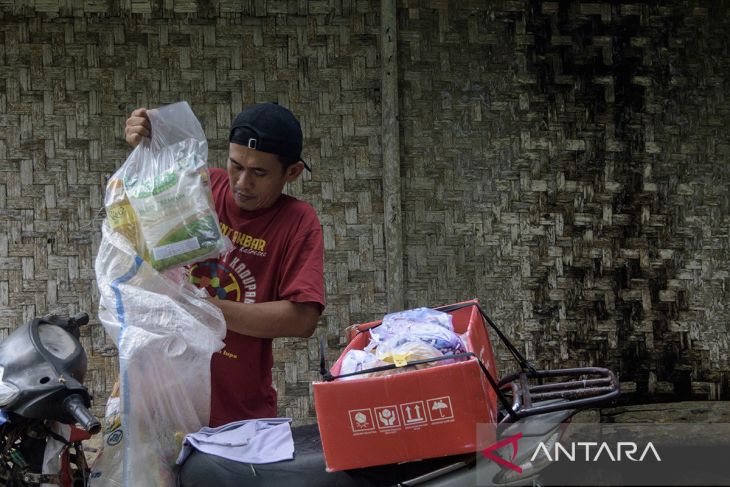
481, 432, 524, 473
481, 433, 662, 475
531, 441, 662, 462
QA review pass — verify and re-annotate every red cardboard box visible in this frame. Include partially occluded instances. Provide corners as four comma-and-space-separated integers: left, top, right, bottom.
313, 300, 499, 471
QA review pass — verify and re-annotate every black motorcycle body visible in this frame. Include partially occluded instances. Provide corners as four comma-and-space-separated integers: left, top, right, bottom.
0, 313, 100, 487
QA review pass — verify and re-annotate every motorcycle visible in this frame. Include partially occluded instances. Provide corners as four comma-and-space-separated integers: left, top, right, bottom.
0, 305, 619, 487
0, 313, 100, 487
178, 302, 620, 486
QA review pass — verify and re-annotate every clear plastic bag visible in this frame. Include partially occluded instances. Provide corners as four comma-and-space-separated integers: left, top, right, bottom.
399, 322, 466, 355
382, 307, 454, 330
92, 215, 226, 485
104, 101, 230, 271
366, 308, 465, 354
41, 422, 70, 487
88, 387, 122, 486
339, 350, 389, 380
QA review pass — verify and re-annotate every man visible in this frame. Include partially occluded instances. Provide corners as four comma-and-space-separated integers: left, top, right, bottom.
125, 102, 325, 427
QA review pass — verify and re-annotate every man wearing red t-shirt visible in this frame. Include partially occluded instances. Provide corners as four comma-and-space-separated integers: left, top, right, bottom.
125, 102, 325, 427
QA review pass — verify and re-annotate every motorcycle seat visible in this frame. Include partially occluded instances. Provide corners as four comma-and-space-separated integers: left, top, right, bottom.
177, 423, 473, 487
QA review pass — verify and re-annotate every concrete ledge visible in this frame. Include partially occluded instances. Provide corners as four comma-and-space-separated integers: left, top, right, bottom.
599, 401, 730, 423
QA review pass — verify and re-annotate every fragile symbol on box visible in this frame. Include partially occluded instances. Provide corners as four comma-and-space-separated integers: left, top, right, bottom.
400, 401, 427, 426
427, 396, 454, 422
374, 406, 401, 429
349, 408, 375, 433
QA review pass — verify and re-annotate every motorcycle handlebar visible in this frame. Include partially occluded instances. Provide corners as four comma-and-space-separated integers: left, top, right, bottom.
71, 313, 89, 327
63, 394, 101, 435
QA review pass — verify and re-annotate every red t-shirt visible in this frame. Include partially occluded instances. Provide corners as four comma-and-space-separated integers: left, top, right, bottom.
189, 168, 325, 427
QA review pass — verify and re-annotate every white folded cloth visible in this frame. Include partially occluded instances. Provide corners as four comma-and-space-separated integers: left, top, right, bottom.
176, 418, 294, 465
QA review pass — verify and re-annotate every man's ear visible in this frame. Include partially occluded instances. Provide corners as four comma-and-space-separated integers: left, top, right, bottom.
284, 161, 305, 182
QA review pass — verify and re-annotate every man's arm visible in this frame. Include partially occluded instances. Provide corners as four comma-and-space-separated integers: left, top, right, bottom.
212, 299, 321, 339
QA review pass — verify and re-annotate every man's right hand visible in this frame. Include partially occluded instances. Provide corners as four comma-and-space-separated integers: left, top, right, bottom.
124, 108, 151, 148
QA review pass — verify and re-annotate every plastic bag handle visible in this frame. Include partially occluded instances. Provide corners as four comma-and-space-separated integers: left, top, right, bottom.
145, 102, 207, 154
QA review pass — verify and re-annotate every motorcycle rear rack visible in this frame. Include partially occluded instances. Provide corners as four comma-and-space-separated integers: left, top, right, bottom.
496, 366, 619, 422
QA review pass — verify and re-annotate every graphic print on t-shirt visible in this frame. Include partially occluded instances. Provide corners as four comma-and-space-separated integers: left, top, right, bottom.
220, 222, 268, 257
189, 254, 258, 303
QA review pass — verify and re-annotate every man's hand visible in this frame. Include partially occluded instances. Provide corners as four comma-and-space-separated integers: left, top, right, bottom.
124, 108, 151, 148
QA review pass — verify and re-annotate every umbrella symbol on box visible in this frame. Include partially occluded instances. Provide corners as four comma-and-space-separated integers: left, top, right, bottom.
432, 400, 448, 417
427, 397, 453, 421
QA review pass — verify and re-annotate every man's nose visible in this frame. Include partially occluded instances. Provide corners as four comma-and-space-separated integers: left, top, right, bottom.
236, 170, 253, 189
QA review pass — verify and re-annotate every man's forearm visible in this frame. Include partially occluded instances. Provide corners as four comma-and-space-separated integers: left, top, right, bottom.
212, 299, 320, 339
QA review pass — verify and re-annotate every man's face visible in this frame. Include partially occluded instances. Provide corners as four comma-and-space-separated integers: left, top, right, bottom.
226, 143, 302, 211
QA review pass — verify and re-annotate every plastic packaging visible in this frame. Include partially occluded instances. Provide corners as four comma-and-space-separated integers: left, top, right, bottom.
41, 422, 70, 487
366, 308, 466, 355
88, 384, 123, 486
104, 101, 230, 271
93, 198, 226, 484
374, 337, 443, 368
382, 307, 454, 330
336, 308, 468, 380
400, 322, 466, 355
105, 178, 139, 246
367, 307, 455, 350
339, 350, 389, 380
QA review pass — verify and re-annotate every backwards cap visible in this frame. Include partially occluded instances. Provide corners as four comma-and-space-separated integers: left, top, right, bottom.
229, 102, 310, 171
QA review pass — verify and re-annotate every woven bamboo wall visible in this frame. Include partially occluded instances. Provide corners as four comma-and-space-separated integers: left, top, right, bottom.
0, 1, 728, 423
0, 0, 386, 420
398, 0, 730, 402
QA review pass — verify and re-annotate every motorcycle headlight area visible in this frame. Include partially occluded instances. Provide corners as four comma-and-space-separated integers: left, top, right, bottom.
37, 324, 79, 360
0, 367, 20, 407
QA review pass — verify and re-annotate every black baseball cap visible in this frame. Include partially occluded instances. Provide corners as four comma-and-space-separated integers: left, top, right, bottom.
229, 102, 311, 171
